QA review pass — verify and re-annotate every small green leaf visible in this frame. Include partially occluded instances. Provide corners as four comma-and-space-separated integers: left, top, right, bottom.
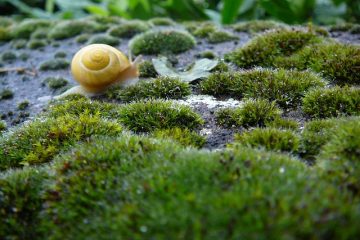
152, 57, 218, 83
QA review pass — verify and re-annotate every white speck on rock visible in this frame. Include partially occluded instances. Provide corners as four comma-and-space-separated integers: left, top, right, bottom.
200, 128, 213, 136
279, 167, 285, 173
178, 94, 242, 109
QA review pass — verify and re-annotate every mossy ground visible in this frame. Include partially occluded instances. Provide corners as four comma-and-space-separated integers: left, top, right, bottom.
0, 17, 360, 239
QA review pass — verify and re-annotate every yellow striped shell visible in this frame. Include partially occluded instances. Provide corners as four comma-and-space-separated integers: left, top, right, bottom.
71, 44, 136, 92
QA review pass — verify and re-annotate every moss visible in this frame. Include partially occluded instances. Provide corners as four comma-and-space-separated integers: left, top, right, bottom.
152, 127, 206, 148
0, 89, 14, 100
129, 29, 196, 55
18, 100, 30, 110
267, 117, 299, 130
232, 20, 286, 33
30, 28, 48, 39
317, 119, 360, 194
0, 167, 50, 239
0, 27, 11, 41
329, 22, 356, 32
191, 22, 217, 38
207, 30, 238, 43
0, 120, 6, 132
109, 77, 191, 102
138, 60, 158, 78
277, 42, 360, 85
349, 25, 360, 34
27, 39, 47, 49
233, 128, 299, 152
75, 33, 89, 43
1, 51, 16, 62
47, 97, 122, 119
226, 29, 322, 68
108, 20, 151, 38
211, 61, 229, 73
0, 17, 14, 28
201, 69, 325, 109
42, 77, 68, 90
196, 50, 217, 59
10, 39, 27, 49
19, 53, 29, 61
37, 134, 360, 239
39, 59, 69, 71
118, 100, 204, 132
302, 86, 360, 119
87, 34, 120, 46
11, 19, 52, 39
215, 99, 281, 128
148, 17, 176, 26
54, 51, 66, 58
0, 114, 123, 170
48, 20, 102, 40
51, 42, 60, 47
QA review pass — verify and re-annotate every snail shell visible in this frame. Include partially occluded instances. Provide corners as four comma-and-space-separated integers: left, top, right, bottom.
71, 44, 138, 93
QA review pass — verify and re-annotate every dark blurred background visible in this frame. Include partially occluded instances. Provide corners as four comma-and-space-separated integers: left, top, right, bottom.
0, 0, 359, 24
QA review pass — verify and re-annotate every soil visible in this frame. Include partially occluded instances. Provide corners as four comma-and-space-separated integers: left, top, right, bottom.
0, 26, 359, 149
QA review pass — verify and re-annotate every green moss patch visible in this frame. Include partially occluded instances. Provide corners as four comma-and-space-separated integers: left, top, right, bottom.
11, 19, 52, 39
87, 34, 120, 46
148, 17, 176, 26
207, 30, 238, 43
27, 39, 47, 49
302, 86, 360, 119
129, 29, 196, 55
0, 120, 6, 133
216, 99, 281, 128
138, 60, 158, 78
17, 100, 30, 110
0, 89, 14, 100
152, 127, 206, 148
108, 20, 151, 38
201, 69, 325, 109
1, 51, 16, 62
233, 127, 299, 152
108, 77, 191, 102
39, 59, 69, 71
42, 77, 68, 90
118, 100, 203, 132
48, 20, 102, 40
226, 29, 322, 68
0, 114, 122, 170
35, 134, 360, 239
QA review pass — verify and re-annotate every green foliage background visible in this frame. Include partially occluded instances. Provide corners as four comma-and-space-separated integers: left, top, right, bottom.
0, 0, 358, 24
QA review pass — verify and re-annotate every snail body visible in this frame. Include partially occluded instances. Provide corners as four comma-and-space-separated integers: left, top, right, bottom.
55, 44, 140, 98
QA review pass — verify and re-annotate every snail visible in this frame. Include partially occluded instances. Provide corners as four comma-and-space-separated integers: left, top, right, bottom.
55, 44, 141, 98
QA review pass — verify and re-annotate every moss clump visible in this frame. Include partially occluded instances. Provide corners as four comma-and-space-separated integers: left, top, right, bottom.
278, 42, 360, 85
0, 114, 123, 170
87, 34, 120, 46
232, 20, 286, 33
0, 17, 14, 28
48, 20, 102, 40
0, 89, 14, 100
11, 39, 27, 49
329, 23, 356, 32
153, 127, 206, 148
54, 51, 66, 58
196, 50, 217, 59
118, 100, 203, 132
0, 168, 50, 238
27, 39, 47, 49
30, 28, 48, 39
110, 77, 191, 102
191, 22, 217, 38
47, 97, 122, 119
11, 19, 52, 39
148, 17, 176, 26
75, 33, 89, 43
0, 120, 6, 132
302, 86, 360, 119
18, 100, 30, 110
1, 51, 16, 62
36, 134, 360, 239
211, 61, 229, 73
207, 30, 238, 43
317, 120, 360, 193
0, 27, 11, 41
19, 53, 29, 61
42, 77, 68, 90
267, 117, 299, 130
39, 59, 69, 71
233, 128, 299, 152
226, 29, 322, 68
216, 99, 281, 128
138, 60, 158, 78
129, 29, 196, 55
108, 20, 151, 38
201, 69, 325, 109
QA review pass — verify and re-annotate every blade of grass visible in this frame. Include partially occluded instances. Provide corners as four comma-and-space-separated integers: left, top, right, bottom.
221, 0, 244, 24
